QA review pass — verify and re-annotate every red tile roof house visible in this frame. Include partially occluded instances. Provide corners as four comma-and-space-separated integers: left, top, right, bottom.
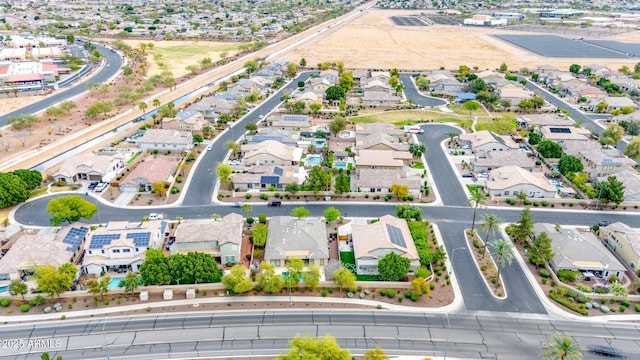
119, 157, 176, 193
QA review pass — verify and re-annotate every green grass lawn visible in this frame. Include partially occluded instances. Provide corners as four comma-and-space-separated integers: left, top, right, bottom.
339, 251, 381, 281
30, 187, 48, 198
466, 185, 484, 194
410, 162, 425, 169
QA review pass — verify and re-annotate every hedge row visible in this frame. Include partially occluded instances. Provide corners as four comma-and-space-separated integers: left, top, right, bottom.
548, 291, 588, 316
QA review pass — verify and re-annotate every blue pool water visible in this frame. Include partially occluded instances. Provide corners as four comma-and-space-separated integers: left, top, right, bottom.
0, 285, 8, 294
306, 155, 322, 165
107, 277, 125, 289
334, 161, 347, 170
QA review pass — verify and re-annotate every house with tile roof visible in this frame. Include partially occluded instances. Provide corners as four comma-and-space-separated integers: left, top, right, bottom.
50, 153, 125, 184
161, 109, 208, 131
471, 151, 536, 173
534, 223, 624, 279
137, 129, 194, 151
355, 149, 413, 169
600, 222, 640, 271
458, 130, 519, 153
578, 147, 635, 179
231, 165, 302, 191
119, 157, 176, 193
351, 215, 420, 275
171, 214, 243, 264
485, 165, 557, 198
82, 220, 167, 276
264, 216, 328, 268
352, 168, 422, 195
241, 140, 301, 166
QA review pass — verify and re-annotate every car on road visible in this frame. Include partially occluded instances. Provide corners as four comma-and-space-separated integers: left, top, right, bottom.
598, 220, 610, 227
588, 345, 626, 358
88, 181, 99, 190
231, 202, 243, 208
206, 145, 212, 151
268, 200, 282, 207
148, 213, 163, 220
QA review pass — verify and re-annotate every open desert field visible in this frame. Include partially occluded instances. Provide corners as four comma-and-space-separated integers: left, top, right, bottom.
283, 9, 640, 72
121, 39, 248, 78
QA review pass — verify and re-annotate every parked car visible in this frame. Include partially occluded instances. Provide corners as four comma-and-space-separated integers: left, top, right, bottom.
148, 213, 163, 220
598, 220, 610, 227
462, 173, 474, 178
231, 202, 243, 208
230, 159, 241, 165
94, 183, 108, 192
588, 345, 626, 358
268, 200, 282, 207
88, 181, 99, 190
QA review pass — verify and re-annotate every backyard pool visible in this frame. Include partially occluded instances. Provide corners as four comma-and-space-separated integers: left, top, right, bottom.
334, 161, 347, 170
339, 130, 354, 138
306, 155, 322, 166
0, 285, 8, 294
107, 277, 125, 290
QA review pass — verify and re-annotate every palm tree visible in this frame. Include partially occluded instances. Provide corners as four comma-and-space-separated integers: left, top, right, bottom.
240, 203, 253, 219
138, 101, 148, 114
153, 98, 161, 109
540, 332, 583, 360
517, 190, 528, 205
468, 189, 488, 232
478, 214, 502, 259
448, 132, 458, 148
488, 238, 514, 290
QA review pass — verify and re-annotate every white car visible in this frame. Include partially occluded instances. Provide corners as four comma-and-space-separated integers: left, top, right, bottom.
230, 160, 241, 165
148, 213, 163, 220
206, 145, 212, 151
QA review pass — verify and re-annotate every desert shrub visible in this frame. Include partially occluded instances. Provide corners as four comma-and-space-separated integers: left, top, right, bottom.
539, 269, 551, 278
556, 269, 578, 282
576, 284, 591, 292
245, 193, 252, 199
321, 290, 327, 297
387, 290, 396, 298
621, 299, 631, 307
411, 294, 419, 302
380, 289, 387, 296
576, 295, 588, 304
541, 201, 549, 207
20, 304, 30, 312
260, 194, 268, 200
619, 305, 626, 312
398, 297, 403, 302
29, 296, 44, 306
541, 278, 547, 285
635, 304, 640, 312
548, 290, 588, 315
405, 291, 412, 298
0, 299, 9, 307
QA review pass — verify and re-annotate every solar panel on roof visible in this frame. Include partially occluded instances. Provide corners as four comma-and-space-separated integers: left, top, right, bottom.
386, 224, 407, 248
282, 115, 308, 122
62, 227, 89, 252
274, 167, 284, 176
253, 135, 282, 142
260, 176, 280, 184
126, 232, 151, 247
89, 233, 120, 249
549, 127, 571, 134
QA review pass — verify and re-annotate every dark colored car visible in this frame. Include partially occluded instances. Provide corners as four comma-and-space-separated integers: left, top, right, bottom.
268, 200, 282, 207
88, 181, 99, 190
588, 345, 626, 358
462, 173, 474, 178
598, 220, 610, 227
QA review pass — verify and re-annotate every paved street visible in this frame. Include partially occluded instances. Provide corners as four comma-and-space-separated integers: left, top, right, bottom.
399, 73, 448, 107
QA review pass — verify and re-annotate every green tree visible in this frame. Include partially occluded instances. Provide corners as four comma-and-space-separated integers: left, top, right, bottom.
463, 100, 480, 118
8, 279, 28, 300
557, 155, 584, 175
11, 169, 42, 190
222, 265, 253, 294
286, 62, 297, 77
528, 132, 542, 145
305, 166, 331, 195
291, 206, 309, 219
299, 58, 307, 67
333, 267, 356, 293
624, 137, 640, 159
325, 85, 345, 101
138, 101, 148, 114
609, 282, 628, 298
36, 263, 77, 300
252, 223, 268, 247
390, 183, 409, 200
599, 123, 624, 147
276, 335, 351, 360
192, 134, 204, 144
334, 174, 350, 195
185, 64, 200, 75
240, 203, 253, 218
364, 347, 389, 360
86, 276, 111, 300
216, 163, 233, 184
396, 204, 422, 221
540, 332, 583, 360
41, 352, 62, 360
139, 248, 171, 285
324, 206, 341, 222
329, 116, 347, 136
257, 261, 283, 294
415, 76, 430, 90
595, 176, 625, 206
488, 239, 514, 289
478, 213, 501, 259
512, 208, 534, 243
285, 258, 303, 290
468, 188, 488, 232
244, 59, 258, 73
536, 140, 564, 158
338, 71, 354, 91
118, 271, 142, 295
285, 183, 300, 195
303, 264, 320, 290
0, 172, 30, 207
411, 276, 432, 296
47, 195, 98, 225
7, 114, 40, 130
377, 252, 411, 281
528, 232, 553, 268
569, 64, 581, 74
245, 123, 258, 133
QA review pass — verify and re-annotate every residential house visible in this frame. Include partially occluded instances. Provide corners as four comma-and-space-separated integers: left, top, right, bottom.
270, 114, 311, 132
137, 129, 194, 151
227, 78, 261, 96
187, 97, 236, 122
355, 149, 413, 169
597, 169, 640, 202
246, 128, 299, 146
241, 140, 300, 166
361, 77, 401, 105
578, 147, 635, 179
497, 83, 535, 106
161, 109, 208, 131
352, 168, 422, 195
356, 132, 409, 151
564, 84, 607, 102
82, 220, 167, 276
458, 130, 519, 153
171, 214, 243, 264
309, 76, 333, 94
539, 126, 591, 142
561, 139, 602, 157
0, 225, 88, 283
292, 91, 322, 107
264, 216, 329, 267
533, 223, 624, 279
485, 165, 557, 198
355, 123, 404, 137
352, 69, 369, 85
536, 64, 560, 74
609, 75, 640, 93
352, 215, 420, 275
50, 153, 125, 183
427, 71, 464, 95
119, 157, 176, 193
516, 113, 574, 129
601, 222, 640, 271
231, 165, 302, 191
471, 151, 536, 173
320, 69, 339, 85
538, 70, 576, 88
589, 96, 638, 112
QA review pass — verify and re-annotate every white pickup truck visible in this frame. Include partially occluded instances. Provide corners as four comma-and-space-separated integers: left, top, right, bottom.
404, 125, 424, 134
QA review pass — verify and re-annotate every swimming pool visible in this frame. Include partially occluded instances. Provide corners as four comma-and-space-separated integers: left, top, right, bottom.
107, 277, 125, 290
334, 161, 347, 170
306, 155, 322, 166
0, 285, 8, 294
339, 130, 354, 138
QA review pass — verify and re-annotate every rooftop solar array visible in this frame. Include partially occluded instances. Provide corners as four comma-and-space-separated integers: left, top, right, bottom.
386, 224, 407, 248
549, 127, 571, 134
62, 227, 89, 252
89, 233, 121, 249
261, 176, 280, 184
253, 135, 283, 142
282, 115, 308, 122
274, 167, 284, 176
126, 232, 151, 247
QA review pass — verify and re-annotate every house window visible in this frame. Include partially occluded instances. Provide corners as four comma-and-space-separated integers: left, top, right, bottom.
320, 259, 324, 265
88, 250, 92, 255
504, 191, 509, 196
113, 249, 120, 253
101, 250, 105, 254
225, 255, 235, 262
123, 249, 131, 253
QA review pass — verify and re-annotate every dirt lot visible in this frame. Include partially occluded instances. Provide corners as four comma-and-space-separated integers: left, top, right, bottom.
285, 9, 640, 71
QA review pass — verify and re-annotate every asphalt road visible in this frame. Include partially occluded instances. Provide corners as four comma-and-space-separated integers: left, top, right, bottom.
181, 72, 315, 206
399, 73, 448, 107
1, 311, 638, 360
0, 43, 122, 127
